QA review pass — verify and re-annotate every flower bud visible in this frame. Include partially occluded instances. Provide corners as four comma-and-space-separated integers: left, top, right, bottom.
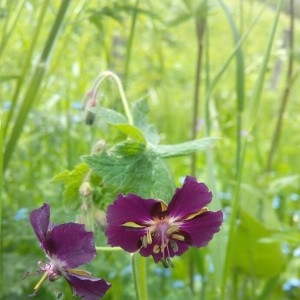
79, 181, 93, 197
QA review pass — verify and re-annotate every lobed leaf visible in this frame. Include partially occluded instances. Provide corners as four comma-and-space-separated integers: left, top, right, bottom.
82, 143, 175, 201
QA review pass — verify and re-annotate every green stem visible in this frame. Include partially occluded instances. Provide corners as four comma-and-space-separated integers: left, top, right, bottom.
131, 253, 148, 300
189, 14, 206, 295
0, 0, 26, 56
265, 0, 295, 171
221, 1, 284, 298
3, 0, 71, 171
124, 0, 140, 87
246, 0, 284, 131
3, 0, 50, 138
95, 246, 123, 252
191, 17, 206, 174
0, 113, 3, 294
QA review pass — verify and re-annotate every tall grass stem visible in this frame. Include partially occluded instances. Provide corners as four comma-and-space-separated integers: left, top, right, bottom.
124, 0, 140, 87
3, 0, 71, 171
3, 0, 50, 138
266, 0, 295, 171
221, 0, 284, 298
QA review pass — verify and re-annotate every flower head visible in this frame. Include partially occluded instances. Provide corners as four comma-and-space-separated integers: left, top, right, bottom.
28, 203, 111, 299
105, 176, 223, 267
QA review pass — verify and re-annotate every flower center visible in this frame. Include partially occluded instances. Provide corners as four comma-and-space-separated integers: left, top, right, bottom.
145, 215, 184, 255
39, 256, 64, 281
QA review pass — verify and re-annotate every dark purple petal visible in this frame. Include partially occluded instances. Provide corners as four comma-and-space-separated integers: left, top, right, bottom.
168, 176, 212, 220
180, 210, 223, 247
106, 193, 158, 226
65, 273, 111, 300
106, 225, 146, 252
46, 223, 96, 268
105, 193, 158, 251
29, 203, 51, 245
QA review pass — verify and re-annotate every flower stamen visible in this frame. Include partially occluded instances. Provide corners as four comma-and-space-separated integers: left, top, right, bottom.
153, 245, 160, 253
170, 240, 178, 253
166, 225, 180, 235
28, 271, 49, 297
172, 233, 185, 242
142, 235, 148, 248
147, 230, 152, 244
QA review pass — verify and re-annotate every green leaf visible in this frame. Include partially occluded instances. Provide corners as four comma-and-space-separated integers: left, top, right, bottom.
113, 140, 146, 155
82, 143, 175, 201
92, 106, 148, 143
132, 98, 149, 129
113, 123, 146, 144
231, 209, 286, 278
268, 174, 300, 194
132, 98, 160, 145
154, 138, 216, 158
92, 107, 128, 124
51, 163, 90, 206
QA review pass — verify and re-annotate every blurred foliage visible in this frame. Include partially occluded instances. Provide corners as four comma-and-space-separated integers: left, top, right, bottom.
2, 0, 300, 299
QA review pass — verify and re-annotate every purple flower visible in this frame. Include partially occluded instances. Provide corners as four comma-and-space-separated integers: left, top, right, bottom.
105, 176, 223, 267
28, 203, 111, 299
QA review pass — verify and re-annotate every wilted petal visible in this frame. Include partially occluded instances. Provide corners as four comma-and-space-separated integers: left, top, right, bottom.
180, 210, 223, 247
29, 203, 51, 245
46, 223, 96, 268
66, 273, 111, 300
168, 176, 212, 220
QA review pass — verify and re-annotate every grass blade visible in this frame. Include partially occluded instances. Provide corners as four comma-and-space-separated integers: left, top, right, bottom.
3, 0, 71, 171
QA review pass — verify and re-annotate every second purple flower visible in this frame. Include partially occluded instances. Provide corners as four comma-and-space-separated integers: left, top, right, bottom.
105, 176, 223, 267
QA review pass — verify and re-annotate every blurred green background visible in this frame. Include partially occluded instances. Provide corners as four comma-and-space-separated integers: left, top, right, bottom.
1, 0, 300, 299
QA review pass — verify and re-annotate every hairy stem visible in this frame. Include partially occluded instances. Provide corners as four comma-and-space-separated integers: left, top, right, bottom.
131, 253, 148, 300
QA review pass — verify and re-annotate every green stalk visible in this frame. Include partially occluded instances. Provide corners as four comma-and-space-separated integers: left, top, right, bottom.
0, 113, 3, 295
202, 5, 226, 298
3, 0, 50, 138
189, 12, 206, 295
203, 1, 246, 297
124, 0, 140, 87
221, 1, 284, 298
131, 253, 148, 300
0, 0, 26, 56
265, 0, 295, 171
204, 3, 266, 120
3, 0, 71, 171
218, 0, 245, 177
246, 0, 284, 131
191, 17, 206, 175
95, 246, 123, 252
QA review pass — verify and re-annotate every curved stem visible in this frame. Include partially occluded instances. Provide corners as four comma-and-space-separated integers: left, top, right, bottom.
92, 71, 134, 125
